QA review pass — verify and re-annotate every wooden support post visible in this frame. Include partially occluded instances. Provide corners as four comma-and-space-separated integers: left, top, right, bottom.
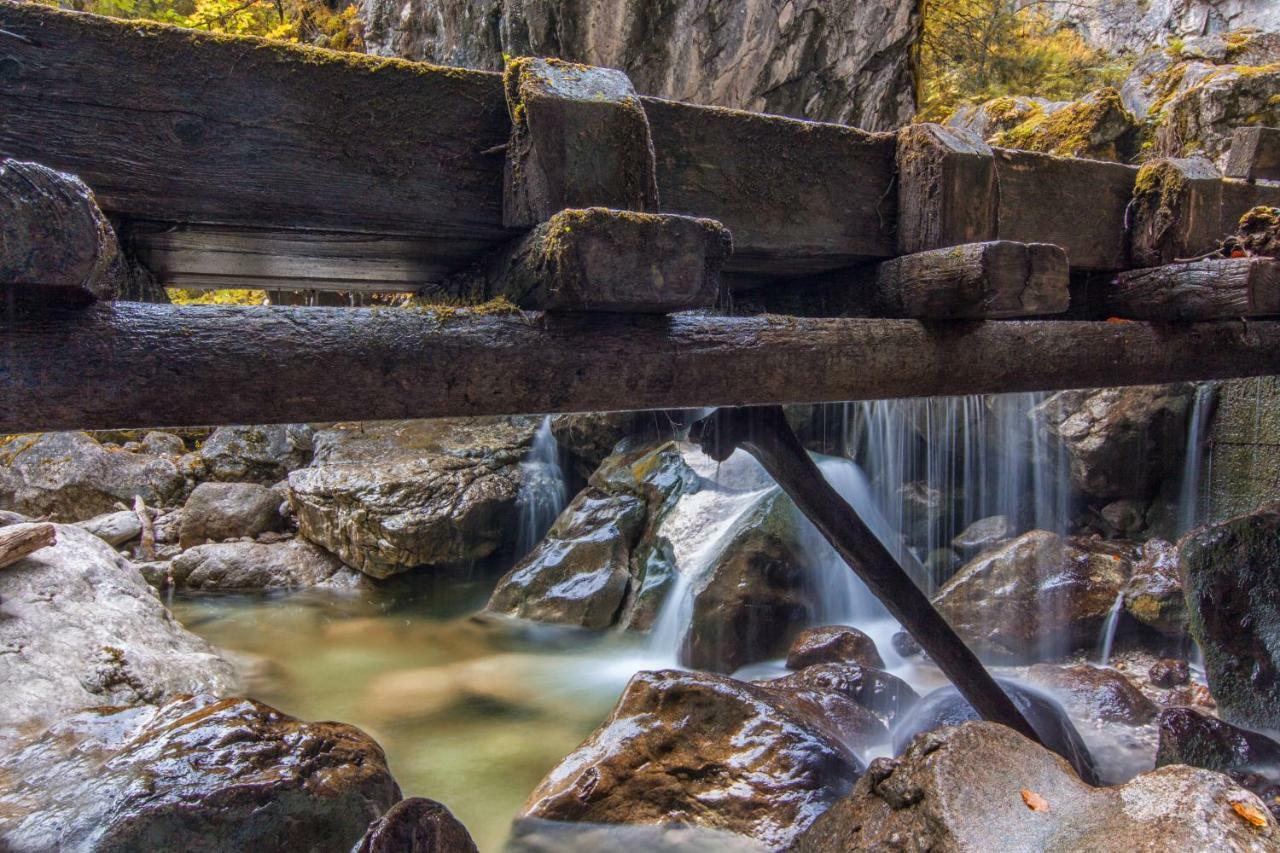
896, 124, 997, 255
473, 208, 731, 313
503, 57, 659, 228
0, 160, 121, 300
1104, 257, 1280, 321
869, 241, 1068, 318
0, 523, 56, 571
1225, 127, 1280, 182
1128, 158, 1225, 268
689, 405, 1056, 756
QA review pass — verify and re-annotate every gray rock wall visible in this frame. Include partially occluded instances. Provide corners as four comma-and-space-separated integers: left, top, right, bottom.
1058, 0, 1280, 54
1205, 377, 1280, 523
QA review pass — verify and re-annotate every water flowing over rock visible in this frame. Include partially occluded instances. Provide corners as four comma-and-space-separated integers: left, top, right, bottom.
168, 539, 366, 591
1124, 538, 1188, 636
352, 797, 479, 853
178, 481, 284, 548
1027, 663, 1159, 725
0, 431, 184, 521
1180, 502, 1280, 729
951, 514, 1012, 557
199, 423, 315, 484
1157, 706, 1280, 818
785, 625, 885, 671
359, 0, 920, 130
0, 695, 401, 853
797, 721, 1277, 852
932, 531, 1132, 663
521, 669, 863, 850
0, 524, 238, 729
290, 418, 536, 578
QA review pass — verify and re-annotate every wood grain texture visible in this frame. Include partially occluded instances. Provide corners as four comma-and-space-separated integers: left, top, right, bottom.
896, 124, 997, 255
871, 242, 1068, 318
0, 523, 56, 570
5, 301, 1280, 433
1105, 258, 1280, 320
1225, 127, 1280, 182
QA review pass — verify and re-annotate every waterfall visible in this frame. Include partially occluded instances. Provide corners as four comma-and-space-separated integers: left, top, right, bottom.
1095, 591, 1125, 667
1176, 382, 1216, 535
515, 417, 567, 557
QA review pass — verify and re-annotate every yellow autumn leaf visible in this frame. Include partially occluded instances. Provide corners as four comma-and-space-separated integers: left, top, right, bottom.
1233, 800, 1269, 828
1021, 789, 1049, 812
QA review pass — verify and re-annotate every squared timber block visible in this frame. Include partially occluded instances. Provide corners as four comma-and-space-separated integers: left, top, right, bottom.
503, 57, 659, 228
1225, 127, 1280, 182
488, 207, 731, 313
1106, 257, 1280, 321
1128, 157, 1224, 268
871, 241, 1069, 319
896, 124, 997, 255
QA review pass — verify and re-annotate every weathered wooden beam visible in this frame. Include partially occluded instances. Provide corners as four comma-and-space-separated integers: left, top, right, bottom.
1103, 257, 1280, 321
691, 405, 1051, 754
0, 159, 121, 299
0, 523, 56, 571
869, 242, 1068, 319
896, 125, 997, 255
503, 58, 658, 227
470, 208, 731, 312
1225, 127, 1280, 182
5, 301, 1280, 433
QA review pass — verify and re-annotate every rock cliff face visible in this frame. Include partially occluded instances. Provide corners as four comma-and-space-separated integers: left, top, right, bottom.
360, 0, 921, 130
1058, 0, 1280, 55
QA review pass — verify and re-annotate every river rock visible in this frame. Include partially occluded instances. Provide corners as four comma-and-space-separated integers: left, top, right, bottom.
1181, 502, 1280, 729
352, 797, 479, 853
75, 508, 143, 546
760, 662, 918, 729
168, 539, 365, 591
932, 530, 1132, 663
892, 681, 1099, 786
796, 720, 1277, 852
1124, 537, 1187, 636
0, 694, 400, 852
0, 431, 185, 522
951, 514, 1012, 557
178, 481, 284, 548
1157, 706, 1280, 818
1032, 384, 1194, 501
507, 819, 767, 853
290, 418, 536, 578
0, 524, 238, 729
141, 430, 188, 457
1027, 663, 1158, 724
785, 625, 885, 671
549, 412, 646, 478
521, 669, 863, 849
1150, 657, 1192, 687
199, 423, 315, 484
361, 0, 920, 131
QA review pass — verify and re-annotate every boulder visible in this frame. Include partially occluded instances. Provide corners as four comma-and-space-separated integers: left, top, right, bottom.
0, 695, 401, 852
199, 423, 314, 484
178, 481, 284, 548
760, 662, 918, 729
360, 0, 920, 131
932, 531, 1131, 663
290, 419, 536, 578
951, 514, 1011, 557
1032, 384, 1194, 501
785, 625, 885, 671
1150, 657, 1191, 688
76, 508, 143, 546
1124, 538, 1187, 636
507, 819, 767, 853
991, 88, 1141, 161
1027, 663, 1158, 724
946, 95, 1061, 140
0, 524, 239, 728
1180, 502, 1280, 729
141, 430, 188, 457
168, 539, 365, 591
1157, 706, 1280, 818
892, 681, 1099, 786
352, 797, 479, 853
0, 431, 184, 522
521, 669, 863, 850
549, 412, 646, 478
1154, 57, 1280, 169
797, 721, 1277, 852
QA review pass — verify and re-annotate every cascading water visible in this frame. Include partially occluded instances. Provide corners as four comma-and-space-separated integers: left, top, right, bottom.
1095, 592, 1126, 667
514, 417, 567, 558
1176, 382, 1217, 534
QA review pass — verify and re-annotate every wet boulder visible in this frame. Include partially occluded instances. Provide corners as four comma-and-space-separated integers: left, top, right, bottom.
1123, 538, 1187, 636
1157, 706, 1280, 818
797, 721, 1276, 852
1149, 657, 1191, 688
1180, 502, 1280, 729
932, 531, 1131, 663
892, 681, 1099, 786
353, 797, 479, 853
0, 431, 184, 522
178, 481, 284, 548
521, 669, 863, 850
549, 412, 647, 479
507, 819, 767, 853
290, 419, 536, 578
1027, 663, 1158, 725
785, 625, 885, 671
167, 539, 365, 591
0, 695, 400, 852
951, 514, 1011, 557
75, 508, 143, 546
199, 423, 314, 484
761, 662, 918, 729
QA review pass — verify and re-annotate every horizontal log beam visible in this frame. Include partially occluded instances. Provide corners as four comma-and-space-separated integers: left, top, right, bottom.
4, 301, 1280, 433
1104, 257, 1280, 320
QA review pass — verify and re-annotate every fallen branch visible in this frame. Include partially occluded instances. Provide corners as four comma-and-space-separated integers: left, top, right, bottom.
0, 522, 56, 570
134, 496, 156, 561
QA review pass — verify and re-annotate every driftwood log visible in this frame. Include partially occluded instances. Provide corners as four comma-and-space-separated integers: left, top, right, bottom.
0, 522, 56, 570
1225, 127, 1280, 182
1104, 257, 1280, 320
896, 125, 997, 256
6, 300, 1280, 433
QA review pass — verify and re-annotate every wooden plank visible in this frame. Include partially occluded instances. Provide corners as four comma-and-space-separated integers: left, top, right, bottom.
0, 523, 56, 571
5, 300, 1280, 433
1225, 127, 1280, 182
896, 125, 997, 255
1104, 258, 1280, 320
472, 208, 731, 312
1128, 158, 1224, 269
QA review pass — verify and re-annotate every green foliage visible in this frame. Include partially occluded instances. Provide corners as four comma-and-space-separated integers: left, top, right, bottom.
167, 288, 269, 305
918, 0, 1133, 122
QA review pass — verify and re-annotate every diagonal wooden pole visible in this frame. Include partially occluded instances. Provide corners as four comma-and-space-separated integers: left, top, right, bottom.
691, 404, 1045, 748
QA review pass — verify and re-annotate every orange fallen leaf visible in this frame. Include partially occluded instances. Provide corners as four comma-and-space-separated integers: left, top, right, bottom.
1105, 317, 1135, 325
1233, 800, 1269, 828
1021, 789, 1049, 812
